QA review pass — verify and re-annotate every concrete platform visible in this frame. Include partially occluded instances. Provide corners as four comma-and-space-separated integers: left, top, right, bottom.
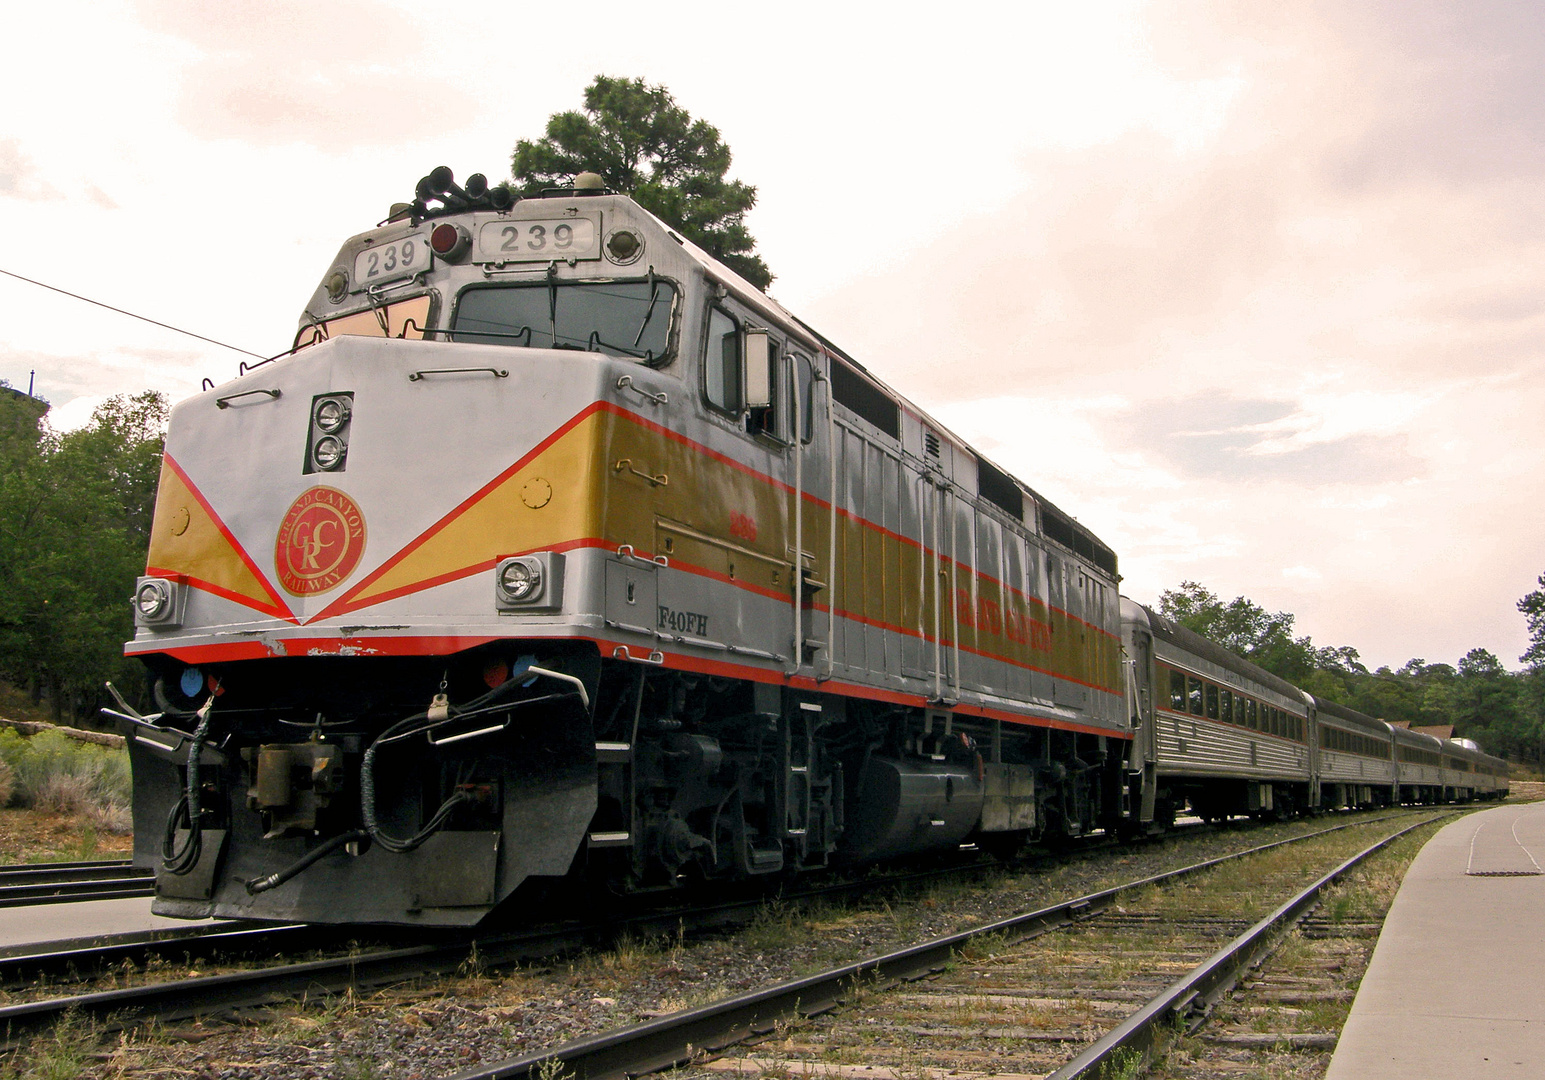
1326, 801, 1545, 1079
0, 896, 219, 950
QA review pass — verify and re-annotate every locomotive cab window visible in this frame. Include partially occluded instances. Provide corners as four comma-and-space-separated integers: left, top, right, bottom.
293, 293, 433, 353
451, 278, 677, 361
704, 306, 741, 413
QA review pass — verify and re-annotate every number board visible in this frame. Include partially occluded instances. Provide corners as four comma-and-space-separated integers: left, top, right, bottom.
352, 233, 430, 292
475, 217, 600, 263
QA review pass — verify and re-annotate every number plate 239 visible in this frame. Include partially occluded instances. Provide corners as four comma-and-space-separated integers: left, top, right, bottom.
352, 234, 429, 291
475, 217, 599, 263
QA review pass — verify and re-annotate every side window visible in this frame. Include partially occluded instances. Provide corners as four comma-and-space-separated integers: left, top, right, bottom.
1247, 699, 1258, 729
1169, 669, 1186, 712
704, 306, 740, 414
1205, 683, 1219, 720
1187, 677, 1203, 716
1220, 688, 1233, 724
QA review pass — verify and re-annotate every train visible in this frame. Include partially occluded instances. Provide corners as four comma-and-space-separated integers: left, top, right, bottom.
107, 167, 1508, 926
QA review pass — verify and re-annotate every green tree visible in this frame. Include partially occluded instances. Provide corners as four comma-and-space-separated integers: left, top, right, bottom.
1521, 573, 1545, 670
0, 391, 167, 722
1156, 580, 1321, 682
512, 75, 773, 290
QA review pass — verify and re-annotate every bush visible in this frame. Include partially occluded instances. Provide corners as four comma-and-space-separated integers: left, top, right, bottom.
0, 729, 133, 833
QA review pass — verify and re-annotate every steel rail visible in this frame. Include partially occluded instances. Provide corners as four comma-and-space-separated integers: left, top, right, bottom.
0, 922, 314, 988
0, 858, 134, 876
0, 860, 153, 907
438, 813, 1433, 1080
0, 812, 1357, 1042
0, 848, 1046, 1041
1042, 812, 1454, 1080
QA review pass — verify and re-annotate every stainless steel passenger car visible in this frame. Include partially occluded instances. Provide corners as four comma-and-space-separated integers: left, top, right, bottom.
1310, 697, 1396, 809
1122, 600, 1312, 823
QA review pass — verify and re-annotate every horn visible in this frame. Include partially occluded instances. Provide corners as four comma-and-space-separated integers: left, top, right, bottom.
429, 165, 473, 203
464, 173, 489, 198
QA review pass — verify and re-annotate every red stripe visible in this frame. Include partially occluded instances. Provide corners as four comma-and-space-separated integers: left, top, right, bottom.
122, 630, 1128, 739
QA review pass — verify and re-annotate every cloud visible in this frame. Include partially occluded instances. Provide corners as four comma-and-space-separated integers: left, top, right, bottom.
136, 0, 479, 149
1115, 392, 1426, 483
803, 1, 1545, 667
0, 139, 61, 201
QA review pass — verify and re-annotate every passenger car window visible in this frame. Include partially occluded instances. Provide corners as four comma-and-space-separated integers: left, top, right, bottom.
1220, 689, 1233, 724
1205, 684, 1219, 720
1169, 670, 1186, 712
1188, 677, 1204, 716
704, 306, 740, 413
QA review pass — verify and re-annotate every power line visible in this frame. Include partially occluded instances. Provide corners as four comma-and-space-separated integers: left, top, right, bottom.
0, 266, 268, 361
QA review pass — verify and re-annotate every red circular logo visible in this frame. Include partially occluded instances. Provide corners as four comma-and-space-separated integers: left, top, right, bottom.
275, 487, 367, 596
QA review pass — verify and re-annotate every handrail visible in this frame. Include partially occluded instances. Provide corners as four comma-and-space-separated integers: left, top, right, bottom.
408, 367, 508, 381
215, 388, 281, 409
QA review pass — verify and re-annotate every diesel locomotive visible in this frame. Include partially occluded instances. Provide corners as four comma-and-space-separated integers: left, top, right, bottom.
111, 168, 1506, 926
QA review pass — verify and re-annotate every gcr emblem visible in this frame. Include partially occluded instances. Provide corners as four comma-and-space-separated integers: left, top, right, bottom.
275, 487, 366, 596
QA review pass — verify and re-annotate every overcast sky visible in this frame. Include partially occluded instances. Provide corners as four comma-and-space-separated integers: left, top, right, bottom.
1, 0, 1541, 671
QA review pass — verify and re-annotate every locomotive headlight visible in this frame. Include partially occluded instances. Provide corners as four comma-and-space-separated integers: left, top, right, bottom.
494, 553, 563, 611
136, 580, 170, 619
133, 576, 182, 627
314, 397, 350, 433
498, 559, 540, 601
312, 435, 345, 471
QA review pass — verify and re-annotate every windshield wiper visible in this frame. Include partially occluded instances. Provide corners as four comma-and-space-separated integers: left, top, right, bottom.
632, 268, 661, 348
586, 330, 655, 362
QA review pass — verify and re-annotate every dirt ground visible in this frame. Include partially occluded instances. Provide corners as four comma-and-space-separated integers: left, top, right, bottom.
0, 807, 133, 863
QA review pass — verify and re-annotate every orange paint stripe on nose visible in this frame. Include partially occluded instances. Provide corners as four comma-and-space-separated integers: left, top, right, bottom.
146, 454, 295, 622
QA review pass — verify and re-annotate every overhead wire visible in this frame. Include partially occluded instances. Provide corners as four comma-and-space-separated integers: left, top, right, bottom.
0, 266, 268, 361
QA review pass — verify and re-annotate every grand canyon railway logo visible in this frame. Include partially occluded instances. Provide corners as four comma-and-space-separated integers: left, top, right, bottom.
275, 487, 366, 596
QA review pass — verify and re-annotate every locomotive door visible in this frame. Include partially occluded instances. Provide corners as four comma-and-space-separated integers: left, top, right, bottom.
830, 415, 907, 684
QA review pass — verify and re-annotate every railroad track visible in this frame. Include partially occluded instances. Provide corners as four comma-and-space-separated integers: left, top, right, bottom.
0, 858, 152, 906
431, 810, 1453, 1080
0, 808, 1419, 1063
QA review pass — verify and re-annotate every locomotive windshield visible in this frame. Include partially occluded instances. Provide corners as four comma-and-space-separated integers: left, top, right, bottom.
451, 279, 676, 362
292, 295, 432, 353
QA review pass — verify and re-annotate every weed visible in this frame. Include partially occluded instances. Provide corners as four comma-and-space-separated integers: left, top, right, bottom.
535, 1054, 572, 1080
15, 1013, 95, 1080
1099, 1045, 1144, 1080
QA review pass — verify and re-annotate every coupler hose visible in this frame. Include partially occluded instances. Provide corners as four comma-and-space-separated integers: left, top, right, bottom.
244, 829, 367, 895
161, 691, 218, 876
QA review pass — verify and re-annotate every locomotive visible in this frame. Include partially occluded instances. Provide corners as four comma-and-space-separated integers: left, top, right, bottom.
111, 168, 1505, 926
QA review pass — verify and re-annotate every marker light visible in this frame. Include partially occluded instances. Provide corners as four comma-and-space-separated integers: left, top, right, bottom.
431, 223, 471, 262
605, 230, 642, 264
